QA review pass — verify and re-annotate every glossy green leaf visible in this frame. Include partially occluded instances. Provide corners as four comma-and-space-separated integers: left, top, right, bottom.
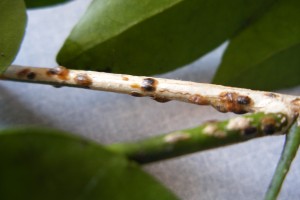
0, 128, 178, 200
24, 0, 72, 9
213, 0, 300, 90
57, 0, 276, 75
0, 0, 27, 73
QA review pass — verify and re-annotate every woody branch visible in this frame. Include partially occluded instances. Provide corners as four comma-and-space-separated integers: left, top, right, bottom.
1, 65, 300, 124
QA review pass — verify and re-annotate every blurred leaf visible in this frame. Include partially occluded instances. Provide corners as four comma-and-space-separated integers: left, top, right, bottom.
0, 0, 27, 73
24, 0, 73, 9
57, 0, 276, 75
213, 0, 300, 90
0, 128, 177, 200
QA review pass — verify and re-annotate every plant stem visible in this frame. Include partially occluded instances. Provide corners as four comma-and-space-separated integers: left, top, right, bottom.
264, 123, 300, 200
1, 65, 300, 118
107, 113, 290, 164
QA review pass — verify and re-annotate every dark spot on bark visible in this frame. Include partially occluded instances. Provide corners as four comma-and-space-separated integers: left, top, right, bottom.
263, 124, 276, 135
46, 66, 70, 80
26, 72, 36, 80
141, 78, 157, 92
235, 110, 248, 114
131, 92, 143, 97
74, 74, 92, 87
217, 92, 251, 114
152, 97, 171, 103
17, 69, 30, 77
189, 94, 209, 105
237, 96, 251, 105
243, 126, 257, 135
52, 85, 62, 88
47, 67, 60, 75
261, 117, 277, 135
213, 104, 227, 113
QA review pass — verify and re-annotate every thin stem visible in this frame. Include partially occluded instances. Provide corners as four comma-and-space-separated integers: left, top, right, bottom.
264, 123, 300, 200
107, 113, 290, 164
1, 65, 300, 119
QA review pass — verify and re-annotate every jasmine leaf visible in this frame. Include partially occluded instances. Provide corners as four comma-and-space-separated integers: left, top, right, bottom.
24, 0, 72, 9
213, 0, 300, 90
0, 0, 26, 73
57, 0, 275, 75
0, 128, 177, 200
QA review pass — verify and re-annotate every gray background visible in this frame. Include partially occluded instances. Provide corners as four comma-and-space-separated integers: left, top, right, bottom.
1, 0, 300, 199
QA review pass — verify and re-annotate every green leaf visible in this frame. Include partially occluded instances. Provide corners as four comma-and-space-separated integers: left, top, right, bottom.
0, 0, 27, 73
213, 0, 300, 90
57, 0, 276, 75
0, 128, 178, 200
264, 123, 300, 200
24, 0, 72, 9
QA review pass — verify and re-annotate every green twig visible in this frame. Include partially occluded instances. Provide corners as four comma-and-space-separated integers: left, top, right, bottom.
107, 113, 289, 164
264, 122, 300, 200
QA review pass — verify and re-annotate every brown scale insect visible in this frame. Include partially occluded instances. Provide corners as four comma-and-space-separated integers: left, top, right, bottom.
216, 92, 252, 114
152, 97, 171, 103
141, 78, 157, 92
236, 95, 251, 105
46, 66, 70, 81
17, 68, 30, 78
243, 126, 257, 136
261, 116, 277, 135
26, 72, 36, 80
131, 92, 143, 97
74, 74, 92, 87
262, 124, 276, 135
189, 94, 209, 105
